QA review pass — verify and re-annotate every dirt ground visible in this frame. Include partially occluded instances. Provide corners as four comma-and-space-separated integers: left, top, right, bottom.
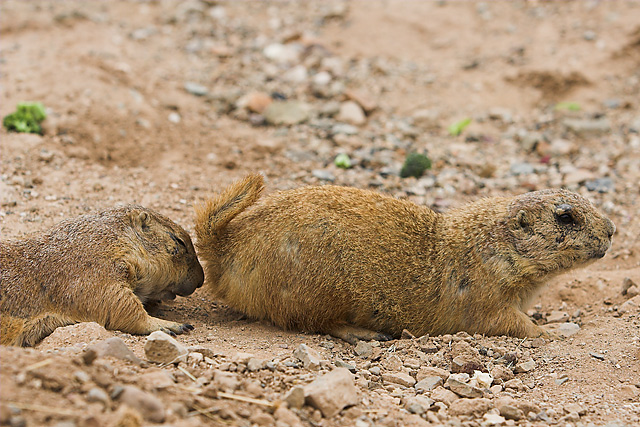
1, 1, 639, 426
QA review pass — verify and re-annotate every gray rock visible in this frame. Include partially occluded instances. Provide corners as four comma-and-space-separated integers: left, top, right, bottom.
430, 386, 459, 405
144, 331, 188, 364
514, 359, 536, 373
331, 123, 359, 135
336, 101, 366, 125
381, 372, 416, 388
546, 311, 569, 324
545, 322, 581, 337
284, 386, 305, 409
263, 43, 301, 64
448, 398, 493, 416
184, 82, 208, 96
293, 344, 322, 370
304, 368, 359, 418
368, 366, 381, 376
247, 358, 267, 372
620, 295, 640, 315
86, 387, 110, 407
118, 386, 165, 423
622, 277, 637, 295
85, 337, 141, 365
354, 341, 373, 358
414, 376, 443, 392
263, 101, 311, 126
335, 359, 357, 373
311, 169, 335, 182
510, 162, 535, 175
585, 177, 614, 193
405, 396, 434, 414
603, 98, 621, 109
564, 118, 611, 136
446, 376, 483, 398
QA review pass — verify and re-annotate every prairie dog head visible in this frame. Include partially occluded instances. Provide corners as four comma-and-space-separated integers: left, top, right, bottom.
506, 189, 615, 277
123, 206, 204, 304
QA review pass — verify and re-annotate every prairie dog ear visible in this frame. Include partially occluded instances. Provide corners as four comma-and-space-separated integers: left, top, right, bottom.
514, 209, 531, 230
130, 210, 151, 231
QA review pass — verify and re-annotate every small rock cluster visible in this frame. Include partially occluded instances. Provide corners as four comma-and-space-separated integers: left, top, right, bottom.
6, 322, 628, 426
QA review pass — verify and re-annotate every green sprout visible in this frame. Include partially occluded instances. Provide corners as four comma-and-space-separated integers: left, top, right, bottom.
334, 153, 352, 169
3, 102, 47, 134
448, 117, 472, 136
554, 101, 581, 111
400, 152, 432, 178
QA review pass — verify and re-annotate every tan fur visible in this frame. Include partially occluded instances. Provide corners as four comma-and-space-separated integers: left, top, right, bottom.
1, 205, 204, 346
195, 175, 615, 343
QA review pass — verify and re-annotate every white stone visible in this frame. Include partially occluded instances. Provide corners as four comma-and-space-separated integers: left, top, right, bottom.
144, 331, 188, 364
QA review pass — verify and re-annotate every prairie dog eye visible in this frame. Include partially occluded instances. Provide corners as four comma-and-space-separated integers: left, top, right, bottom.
555, 204, 574, 225
557, 213, 573, 225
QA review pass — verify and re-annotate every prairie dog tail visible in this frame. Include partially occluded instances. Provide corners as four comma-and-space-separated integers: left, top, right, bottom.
1, 313, 76, 347
195, 173, 265, 253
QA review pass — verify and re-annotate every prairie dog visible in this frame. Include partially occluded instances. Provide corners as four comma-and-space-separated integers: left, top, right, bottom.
1, 205, 204, 346
195, 175, 614, 343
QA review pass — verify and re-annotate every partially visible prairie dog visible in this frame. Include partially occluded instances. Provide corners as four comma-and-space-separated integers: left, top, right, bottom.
1, 205, 204, 347
195, 174, 615, 343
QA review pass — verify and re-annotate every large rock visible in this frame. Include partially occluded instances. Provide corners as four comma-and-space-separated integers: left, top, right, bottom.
304, 368, 359, 418
144, 331, 187, 364
263, 101, 311, 125
84, 337, 141, 365
117, 386, 165, 423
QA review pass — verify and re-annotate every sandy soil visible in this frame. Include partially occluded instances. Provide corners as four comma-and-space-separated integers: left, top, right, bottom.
1, 1, 639, 426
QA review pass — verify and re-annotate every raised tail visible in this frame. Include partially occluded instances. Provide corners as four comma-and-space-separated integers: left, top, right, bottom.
194, 173, 265, 255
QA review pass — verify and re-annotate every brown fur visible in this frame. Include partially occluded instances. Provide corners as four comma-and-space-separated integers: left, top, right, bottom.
1, 205, 204, 346
195, 174, 615, 343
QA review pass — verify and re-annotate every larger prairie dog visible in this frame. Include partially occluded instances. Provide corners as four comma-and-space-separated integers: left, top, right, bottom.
1, 205, 204, 346
195, 174, 614, 343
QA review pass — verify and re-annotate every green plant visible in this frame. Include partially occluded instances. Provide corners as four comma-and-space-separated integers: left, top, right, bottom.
3, 102, 47, 134
448, 117, 472, 136
334, 153, 352, 169
554, 101, 581, 111
400, 152, 431, 178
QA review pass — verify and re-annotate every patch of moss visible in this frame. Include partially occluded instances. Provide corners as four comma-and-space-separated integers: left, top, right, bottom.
400, 152, 432, 178
3, 102, 47, 134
